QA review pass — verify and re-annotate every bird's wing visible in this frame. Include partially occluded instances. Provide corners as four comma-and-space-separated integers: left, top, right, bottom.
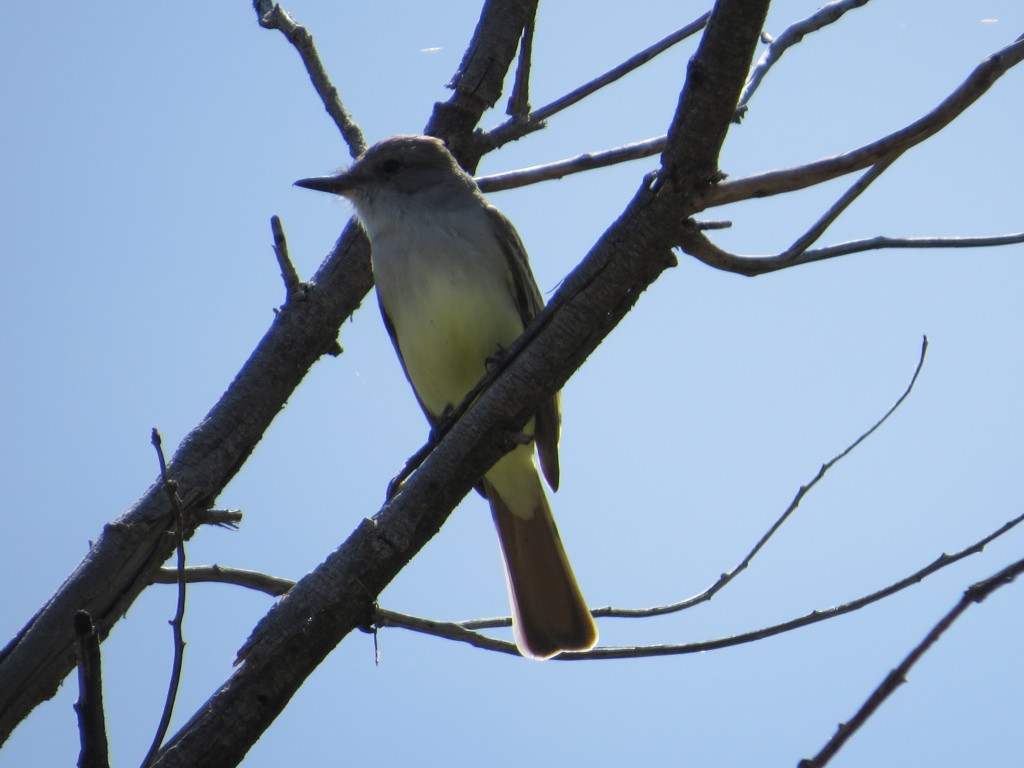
485, 205, 562, 492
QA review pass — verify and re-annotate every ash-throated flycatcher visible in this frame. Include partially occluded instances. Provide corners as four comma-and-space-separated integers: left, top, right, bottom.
296, 135, 597, 659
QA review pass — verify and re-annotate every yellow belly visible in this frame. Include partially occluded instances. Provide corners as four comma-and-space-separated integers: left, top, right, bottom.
390, 267, 523, 417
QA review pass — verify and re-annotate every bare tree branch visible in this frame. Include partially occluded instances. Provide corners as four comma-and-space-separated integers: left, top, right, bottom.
141, 431, 189, 768
476, 136, 666, 193
684, 156, 903, 274
659, 0, 770, 194
0, 131, 377, 760
72, 611, 108, 768
152, 566, 293, 597
376, 609, 520, 656
505, 5, 536, 119
682, 223, 1024, 276
486, 12, 711, 148
739, 0, 873, 111
709, 36, 1024, 207
482, 31, 1024, 205
0, 221, 375, 745
783, 158, 897, 257
161, 500, 1024, 662
428, 0, 540, 168
269, 215, 305, 301
374, 507, 1024, 658
12, 2, 1016, 760
0, 0, 544, 743
599, 336, 927, 618
197, 509, 243, 528
799, 556, 1024, 767
253, 0, 366, 157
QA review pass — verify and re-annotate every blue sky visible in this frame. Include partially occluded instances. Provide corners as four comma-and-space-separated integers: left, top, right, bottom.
2, 2, 1023, 766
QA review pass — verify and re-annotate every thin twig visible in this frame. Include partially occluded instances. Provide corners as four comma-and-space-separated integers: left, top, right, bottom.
376, 508, 1024, 659
415, 337, 925, 628
682, 225, 1024, 277
73, 611, 109, 768
270, 216, 305, 301
596, 336, 928, 619
782, 158, 897, 258
254, 1, 366, 157
799, 556, 1024, 767
486, 13, 710, 147
505, 8, 536, 119
792, 232, 1024, 262
153, 565, 294, 597
739, 0, 873, 110
141, 430, 189, 768
376, 609, 519, 655
476, 136, 666, 193
198, 509, 243, 528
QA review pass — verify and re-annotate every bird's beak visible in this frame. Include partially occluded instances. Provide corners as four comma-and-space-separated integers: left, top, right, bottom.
293, 172, 355, 196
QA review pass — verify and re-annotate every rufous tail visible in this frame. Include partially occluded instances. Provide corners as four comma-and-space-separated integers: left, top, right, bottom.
483, 447, 598, 660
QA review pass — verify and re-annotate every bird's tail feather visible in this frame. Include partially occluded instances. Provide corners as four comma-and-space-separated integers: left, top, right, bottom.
483, 450, 597, 659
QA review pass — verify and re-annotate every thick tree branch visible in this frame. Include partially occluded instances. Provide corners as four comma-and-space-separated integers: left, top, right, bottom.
661, 0, 771, 193
0, 214, 374, 745
0, 0, 544, 744
427, 0, 539, 169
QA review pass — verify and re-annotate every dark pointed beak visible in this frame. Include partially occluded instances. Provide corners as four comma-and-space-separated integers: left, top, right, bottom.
293, 173, 354, 196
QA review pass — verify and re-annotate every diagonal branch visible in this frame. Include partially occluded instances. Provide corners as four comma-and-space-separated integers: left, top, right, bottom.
476, 136, 667, 193
660, 0, 771, 195
486, 12, 711, 148
782, 158, 897, 257
428, 0, 540, 170
708, 35, 1024, 208
598, 335, 927, 618
682, 156, 903, 274
738, 0, 873, 110
253, 0, 366, 157
0, 0, 542, 745
799, 556, 1024, 767
505, 5, 536, 119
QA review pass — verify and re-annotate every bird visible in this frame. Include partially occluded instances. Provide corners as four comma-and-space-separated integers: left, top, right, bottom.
295, 135, 597, 659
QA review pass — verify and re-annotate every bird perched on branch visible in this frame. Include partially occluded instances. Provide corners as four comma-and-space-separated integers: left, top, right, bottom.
296, 135, 597, 659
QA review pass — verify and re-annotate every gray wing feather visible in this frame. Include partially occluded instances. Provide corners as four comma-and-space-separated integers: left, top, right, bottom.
485, 205, 562, 492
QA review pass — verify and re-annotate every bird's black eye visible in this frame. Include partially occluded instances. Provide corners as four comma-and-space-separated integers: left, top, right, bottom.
380, 158, 402, 175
